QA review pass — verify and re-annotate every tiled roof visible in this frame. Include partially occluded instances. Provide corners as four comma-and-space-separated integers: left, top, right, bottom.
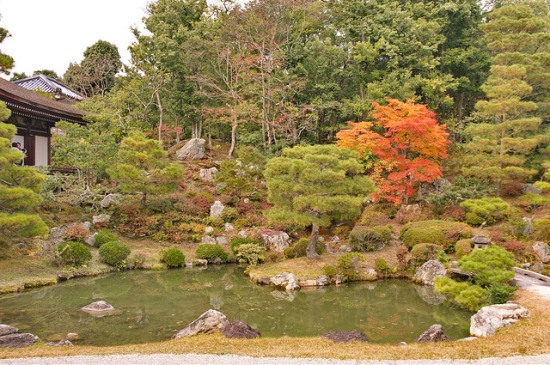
14, 74, 84, 101
0, 77, 87, 124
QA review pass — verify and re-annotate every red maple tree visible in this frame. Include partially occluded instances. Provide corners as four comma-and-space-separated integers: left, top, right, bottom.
337, 99, 450, 205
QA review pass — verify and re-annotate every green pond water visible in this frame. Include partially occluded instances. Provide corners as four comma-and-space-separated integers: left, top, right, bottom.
0, 265, 471, 346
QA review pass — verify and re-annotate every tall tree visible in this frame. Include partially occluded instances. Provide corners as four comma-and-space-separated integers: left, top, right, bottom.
265, 144, 375, 258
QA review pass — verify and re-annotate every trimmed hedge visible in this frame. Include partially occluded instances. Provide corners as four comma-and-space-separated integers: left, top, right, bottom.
94, 229, 118, 248
196, 244, 229, 263
99, 241, 131, 267
56, 241, 92, 267
349, 225, 391, 252
160, 248, 186, 268
400, 220, 472, 251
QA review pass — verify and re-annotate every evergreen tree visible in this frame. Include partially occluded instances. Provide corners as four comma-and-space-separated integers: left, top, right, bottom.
264, 145, 375, 258
0, 104, 48, 247
107, 132, 183, 206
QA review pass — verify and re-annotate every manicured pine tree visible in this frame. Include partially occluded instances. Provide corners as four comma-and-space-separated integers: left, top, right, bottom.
107, 131, 183, 206
264, 145, 375, 259
0, 103, 48, 246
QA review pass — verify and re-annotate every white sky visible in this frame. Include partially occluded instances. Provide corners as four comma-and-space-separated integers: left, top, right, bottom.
0, 0, 151, 78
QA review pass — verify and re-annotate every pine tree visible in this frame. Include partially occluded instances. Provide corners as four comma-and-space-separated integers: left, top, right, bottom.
0, 103, 48, 247
264, 145, 375, 258
107, 131, 183, 206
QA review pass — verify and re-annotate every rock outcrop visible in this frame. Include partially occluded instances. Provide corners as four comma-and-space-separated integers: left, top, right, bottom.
199, 167, 218, 183
210, 201, 225, 218
533, 241, 550, 263
321, 331, 368, 343
270, 272, 300, 291
0, 333, 40, 348
100, 193, 122, 209
221, 321, 261, 339
172, 309, 229, 339
413, 260, 447, 286
176, 138, 206, 160
470, 303, 530, 337
415, 324, 451, 342
258, 229, 290, 253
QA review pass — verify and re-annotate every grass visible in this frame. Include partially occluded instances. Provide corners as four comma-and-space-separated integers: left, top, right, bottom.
0, 289, 547, 360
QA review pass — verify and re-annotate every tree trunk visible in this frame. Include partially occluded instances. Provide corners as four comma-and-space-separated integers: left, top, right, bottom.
307, 223, 321, 259
228, 122, 237, 158
155, 91, 163, 144
141, 192, 147, 207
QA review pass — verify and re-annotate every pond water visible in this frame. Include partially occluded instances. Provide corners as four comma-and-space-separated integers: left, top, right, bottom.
0, 266, 471, 346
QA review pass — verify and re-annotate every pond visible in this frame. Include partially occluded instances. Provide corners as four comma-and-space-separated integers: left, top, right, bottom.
0, 266, 471, 346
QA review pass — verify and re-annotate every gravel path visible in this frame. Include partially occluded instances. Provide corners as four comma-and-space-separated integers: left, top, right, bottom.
0, 354, 549, 365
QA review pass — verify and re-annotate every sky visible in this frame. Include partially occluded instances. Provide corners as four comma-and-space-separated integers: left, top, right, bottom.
0, 0, 151, 78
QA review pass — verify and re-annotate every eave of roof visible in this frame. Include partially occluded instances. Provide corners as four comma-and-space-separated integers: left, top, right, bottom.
14, 74, 84, 101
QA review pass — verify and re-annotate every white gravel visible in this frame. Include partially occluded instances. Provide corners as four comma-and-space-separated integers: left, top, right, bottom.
1, 354, 550, 365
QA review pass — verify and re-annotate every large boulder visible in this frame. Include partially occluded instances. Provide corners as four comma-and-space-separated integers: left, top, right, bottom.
270, 272, 300, 291
258, 229, 290, 253
321, 331, 368, 343
415, 324, 451, 342
533, 241, 550, 263
199, 167, 218, 183
413, 260, 447, 286
176, 138, 206, 160
470, 303, 530, 337
81, 301, 115, 317
0, 325, 18, 337
172, 309, 229, 339
210, 201, 225, 218
0, 333, 40, 348
221, 321, 261, 339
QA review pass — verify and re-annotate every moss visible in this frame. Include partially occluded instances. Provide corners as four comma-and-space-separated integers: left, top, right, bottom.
400, 220, 472, 251
23, 277, 57, 288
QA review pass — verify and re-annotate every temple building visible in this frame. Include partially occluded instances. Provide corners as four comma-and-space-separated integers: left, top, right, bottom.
0, 77, 87, 166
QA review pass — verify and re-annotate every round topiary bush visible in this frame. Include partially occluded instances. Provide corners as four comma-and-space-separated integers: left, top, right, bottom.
455, 239, 473, 259
99, 240, 131, 268
160, 248, 186, 268
94, 229, 118, 248
56, 241, 92, 267
195, 244, 229, 263
410, 243, 443, 266
400, 220, 472, 251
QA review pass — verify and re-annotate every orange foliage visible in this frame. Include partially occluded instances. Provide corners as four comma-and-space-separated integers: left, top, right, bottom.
337, 99, 450, 205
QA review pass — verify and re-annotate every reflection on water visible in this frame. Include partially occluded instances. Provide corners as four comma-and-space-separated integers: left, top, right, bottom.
0, 265, 470, 346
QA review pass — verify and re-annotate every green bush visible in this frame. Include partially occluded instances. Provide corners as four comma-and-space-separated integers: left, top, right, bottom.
94, 229, 118, 248
322, 264, 338, 278
337, 252, 365, 280
460, 197, 514, 225
533, 219, 550, 241
99, 241, 131, 268
230, 237, 263, 254
195, 244, 229, 263
375, 257, 396, 277
221, 207, 239, 222
400, 220, 472, 251
458, 245, 516, 286
235, 244, 265, 265
410, 243, 443, 266
56, 241, 92, 267
349, 225, 391, 252
517, 193, 550, 211
534, 181, 550, 193
283, 238, 326, 259
455, 239, 473, 259
426, 177, 495, 211
487, 283, 517, 304
160, 248, 186, 268
435, 276, 490, 311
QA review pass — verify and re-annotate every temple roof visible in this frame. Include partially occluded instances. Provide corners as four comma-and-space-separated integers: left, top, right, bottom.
14, 74, 84, 102
0, 77, 87, 125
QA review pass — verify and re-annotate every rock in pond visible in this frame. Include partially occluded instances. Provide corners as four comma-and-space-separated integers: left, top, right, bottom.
0, 331, 39, 348
415, 324, 451, 342
470, 303, 530, 337
413, 260, 447, 286
172, 309, 229, 339
321, 331, 368, 343
47, 340, 73, 346
0, 325, 18, 337
270, 272, 300, 291
221, 321, 261, 339
81, 300, 115, 317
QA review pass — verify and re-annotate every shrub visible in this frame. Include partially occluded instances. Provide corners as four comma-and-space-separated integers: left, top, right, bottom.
499, 240, 526, 258
94, 229, 118, 248
235, 244, 265, 265
460, 197, 513, 225
230, 237, 263, 254
337, 252, 365, 280
499, 180, 524, 197
160, 248, 186, 268
400, 220, 472, 251
516, 193, 550, 211
533, 219, 550, 241
375, 257, 396, 277
349, 225, 391, 252
410, 243, 443, 266
99, 241, 131, 268
487, 283, 517, 304
128, 253, 146, 269
195, 244, 229, 263
283, 238, 326, 259
396, 246, 408, 272
534, 181, 550, 193
455, 239, 473, 259
322, 264, 338, 278
458, 245, 516, 286
56, 241, 92, 267
64, 224, 90, 242
221, 207, 239, 222
435, 276, 490, 311
426, 177, 495, 210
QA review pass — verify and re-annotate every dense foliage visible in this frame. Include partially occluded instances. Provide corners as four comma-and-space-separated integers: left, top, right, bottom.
99, 240, 131, 268
55, 241, 92, 267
